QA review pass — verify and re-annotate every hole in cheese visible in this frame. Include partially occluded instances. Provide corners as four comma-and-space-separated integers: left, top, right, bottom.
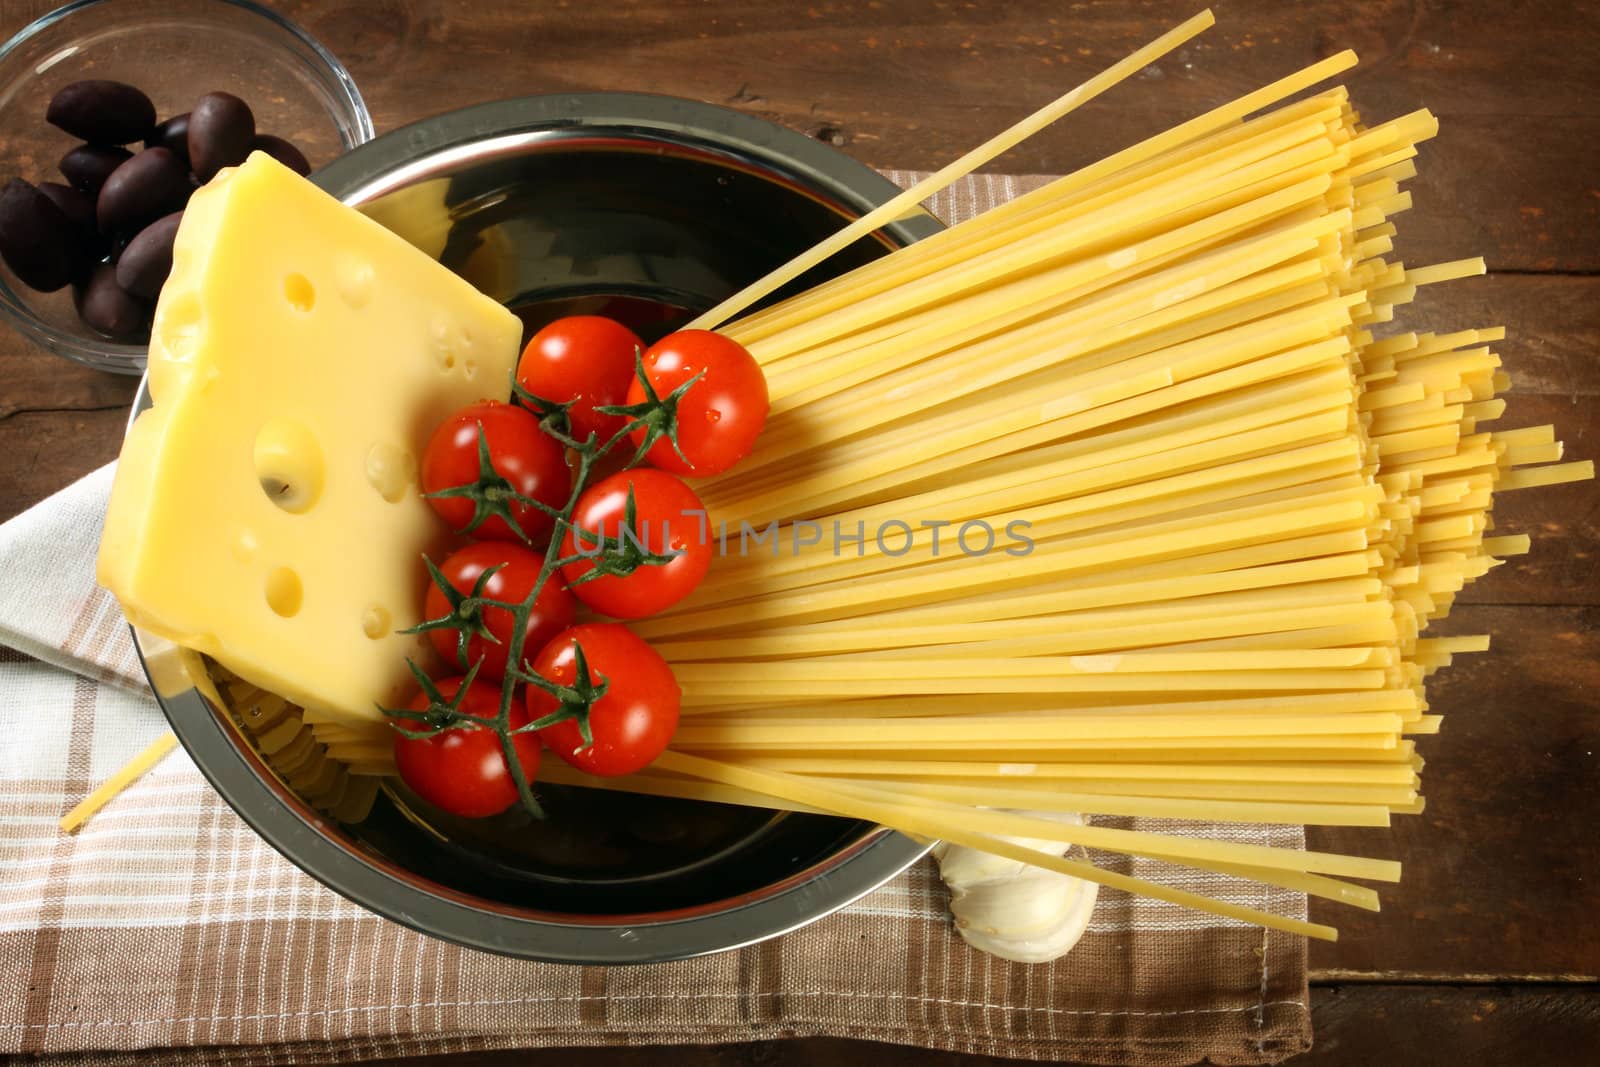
265, 567, 303, 618
429, 315, 473, 373
364, 442, 416, 504
254, 419, 324, 514
156, 291, 203, 361
335, 259, 374, 309
361, 605, 391, 640
284, 273, 315, 312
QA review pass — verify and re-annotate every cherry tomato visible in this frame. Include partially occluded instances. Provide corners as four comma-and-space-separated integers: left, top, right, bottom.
626, 329, 768, 477
559, 469, 711, 619
516, 315, 643, 446
527, 623, 681, 776
424, 542, 577, 680
393, 676, 541, 818
420, 400, 570, 543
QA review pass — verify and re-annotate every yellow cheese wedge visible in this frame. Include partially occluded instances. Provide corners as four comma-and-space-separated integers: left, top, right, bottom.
97, 152, 521, 724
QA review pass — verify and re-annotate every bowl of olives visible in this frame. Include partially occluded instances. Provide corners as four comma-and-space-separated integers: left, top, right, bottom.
0, 0, 372, 373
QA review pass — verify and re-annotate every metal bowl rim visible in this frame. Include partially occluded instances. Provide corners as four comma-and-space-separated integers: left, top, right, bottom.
136, 91, 941, 964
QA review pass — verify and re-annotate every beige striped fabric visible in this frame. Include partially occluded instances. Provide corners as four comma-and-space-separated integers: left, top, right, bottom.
0, 173, 1311, 1066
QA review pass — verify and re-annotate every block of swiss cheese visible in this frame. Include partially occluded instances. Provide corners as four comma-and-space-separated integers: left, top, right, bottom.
97, 152, 521, 726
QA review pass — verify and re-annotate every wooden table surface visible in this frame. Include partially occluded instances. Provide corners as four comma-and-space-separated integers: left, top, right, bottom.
2, 0, 1595, 1063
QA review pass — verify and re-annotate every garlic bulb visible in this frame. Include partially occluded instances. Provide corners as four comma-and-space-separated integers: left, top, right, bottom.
932, 810, 1099, 963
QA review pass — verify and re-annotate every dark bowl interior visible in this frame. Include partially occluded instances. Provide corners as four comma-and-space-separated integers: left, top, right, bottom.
143, 93, 941, 962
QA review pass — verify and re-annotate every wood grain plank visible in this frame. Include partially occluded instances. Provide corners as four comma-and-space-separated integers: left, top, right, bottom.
0, 349, 137, 423
277, 0, 1600, 269
1400, 274, 1599, 606
356, 986, 1600, 1066
1400, 275, 1600, 399
1295, 984, 1600, 1066
0, 408, 130, 521
0, 343, 136, 522
1456, 395, 1600, 609
2, 1, 1595, 270
4, 0, 1595, 272
1309, 605, 1600, 979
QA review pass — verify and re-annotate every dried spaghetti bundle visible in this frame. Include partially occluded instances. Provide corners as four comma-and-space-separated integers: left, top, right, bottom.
546, 41, 1592, 938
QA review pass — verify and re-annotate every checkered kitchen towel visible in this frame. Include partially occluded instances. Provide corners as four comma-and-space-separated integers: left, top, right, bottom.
0, 175, 1311, 1067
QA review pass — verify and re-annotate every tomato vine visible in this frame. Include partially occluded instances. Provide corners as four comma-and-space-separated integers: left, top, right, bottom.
381, 349, 705, 818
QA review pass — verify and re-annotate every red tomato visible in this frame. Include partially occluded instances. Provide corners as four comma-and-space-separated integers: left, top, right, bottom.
420, 400, 570, 543
423, 542, 577, 680
516, 315, 643, 446
392, 676, 541, 818
527, 623, 681, 776
558, 469, 711, 619
626, 330, 768, 477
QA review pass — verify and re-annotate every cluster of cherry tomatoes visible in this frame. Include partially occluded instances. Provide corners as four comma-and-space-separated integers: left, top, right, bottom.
390, 315, 768, 819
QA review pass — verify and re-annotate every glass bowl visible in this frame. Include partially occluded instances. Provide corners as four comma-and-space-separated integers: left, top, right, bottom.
0, 0, 373, 373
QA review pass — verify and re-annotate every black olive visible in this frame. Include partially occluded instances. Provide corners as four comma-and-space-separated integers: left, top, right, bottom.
0, 178, 88, 292
96, 147, 192, 235
46, 80, 156, 145
116, 211, 184, 300
189, 92, 256, 182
